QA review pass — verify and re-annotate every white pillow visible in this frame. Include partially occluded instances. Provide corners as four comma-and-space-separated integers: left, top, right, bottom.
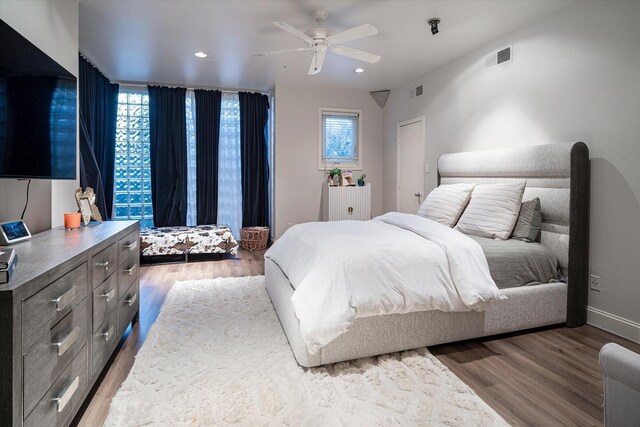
417, 183, 475, 227
455, 181, 526, 240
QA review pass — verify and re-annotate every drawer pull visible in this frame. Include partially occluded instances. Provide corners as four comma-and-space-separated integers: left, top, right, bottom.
125, 292, 138, 307
125, 264, 137, 276
126, 241, 138, 251
54, 327, 80, 356
100, 288, 116, 303
96, 260, 110, 271
53, 376, 79, 413
51, 286, 77, 312
101, 325, 115, 342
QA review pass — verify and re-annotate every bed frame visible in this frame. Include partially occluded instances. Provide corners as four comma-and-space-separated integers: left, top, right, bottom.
266, 142, 590, 367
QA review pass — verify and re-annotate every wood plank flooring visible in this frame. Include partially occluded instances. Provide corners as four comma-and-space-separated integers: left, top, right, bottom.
72, 249, 640, 426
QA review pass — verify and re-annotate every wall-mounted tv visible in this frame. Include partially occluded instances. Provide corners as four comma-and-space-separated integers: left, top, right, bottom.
0, 19, 77, 180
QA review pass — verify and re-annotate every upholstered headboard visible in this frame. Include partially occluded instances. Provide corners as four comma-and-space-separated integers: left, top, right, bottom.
437, 142, 590, 327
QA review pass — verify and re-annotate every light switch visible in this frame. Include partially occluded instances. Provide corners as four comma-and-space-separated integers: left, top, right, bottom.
425, 163, 430, 173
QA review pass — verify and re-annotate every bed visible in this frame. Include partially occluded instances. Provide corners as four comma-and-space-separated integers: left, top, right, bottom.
265, 142, 590, 367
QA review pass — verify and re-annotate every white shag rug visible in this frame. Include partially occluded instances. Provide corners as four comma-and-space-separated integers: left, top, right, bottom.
105, 276, 508, 426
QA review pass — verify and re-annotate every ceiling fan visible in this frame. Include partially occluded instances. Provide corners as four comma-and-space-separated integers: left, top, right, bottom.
255, 10, 381, 75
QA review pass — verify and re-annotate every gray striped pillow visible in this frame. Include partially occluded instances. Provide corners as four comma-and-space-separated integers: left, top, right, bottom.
511, 197, 542, 242
455, 181, 526, 240
417, 183, 475, 227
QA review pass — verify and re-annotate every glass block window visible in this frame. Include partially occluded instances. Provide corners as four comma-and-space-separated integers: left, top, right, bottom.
318, 108, 362, 170
114, 90, 154, 229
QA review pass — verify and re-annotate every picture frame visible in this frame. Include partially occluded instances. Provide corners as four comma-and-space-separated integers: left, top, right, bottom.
74, 187, 103, 226
342, 171, 354, 186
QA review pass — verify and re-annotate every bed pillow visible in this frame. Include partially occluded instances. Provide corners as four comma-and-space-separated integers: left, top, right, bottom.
455, 181, 526, 240
417, 183, 475, 227
511, 197, 542, 242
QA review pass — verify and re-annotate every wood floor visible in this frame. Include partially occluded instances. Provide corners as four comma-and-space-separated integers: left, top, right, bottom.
72, 249, 640, 426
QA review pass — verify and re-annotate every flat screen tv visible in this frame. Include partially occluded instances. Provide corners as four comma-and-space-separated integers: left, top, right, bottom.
0, 19, 77, 180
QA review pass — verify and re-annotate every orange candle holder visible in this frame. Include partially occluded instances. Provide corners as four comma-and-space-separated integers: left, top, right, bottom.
64, 212, 81, 229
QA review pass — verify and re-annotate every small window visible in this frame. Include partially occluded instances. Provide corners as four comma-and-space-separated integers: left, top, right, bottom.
318, 108, 362, 170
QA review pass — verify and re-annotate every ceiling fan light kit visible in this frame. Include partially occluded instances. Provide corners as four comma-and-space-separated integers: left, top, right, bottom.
255, 10, 381, 75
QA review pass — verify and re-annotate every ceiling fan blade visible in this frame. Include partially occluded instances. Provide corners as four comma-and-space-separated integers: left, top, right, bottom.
272, 21, 313, 45
308, 50, 326, 75
326, 24, 378, 45
254, 47, 311, 57
330, 45, 381, 63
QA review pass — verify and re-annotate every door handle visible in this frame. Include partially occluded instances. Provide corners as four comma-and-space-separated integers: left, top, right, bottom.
53, 376, 79, 413
54, 327, 80, 356
125, 265, 137, 276
102, 325, 115, 342
51, 286, 78, 312
125, 292, 138, 307
100, 288, 116, 303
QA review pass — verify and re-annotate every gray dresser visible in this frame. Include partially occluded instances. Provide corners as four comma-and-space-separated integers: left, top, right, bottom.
0, 220, 140, 426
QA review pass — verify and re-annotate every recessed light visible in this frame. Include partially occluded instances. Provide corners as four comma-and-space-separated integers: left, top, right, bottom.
194, 51, 208, 58
354, 67, 365, 73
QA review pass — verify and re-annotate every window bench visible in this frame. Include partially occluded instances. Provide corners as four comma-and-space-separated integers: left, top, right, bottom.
139, 225, 238, 261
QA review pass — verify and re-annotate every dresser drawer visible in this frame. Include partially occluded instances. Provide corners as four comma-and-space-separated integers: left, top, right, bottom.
24, 344, 88, 427
118, 229, 139, 266
117, 252, 139, 298
92, 310, 118, 376
23, 297, 88, 417
92, 242, 117, 289
22, 263, 88, 351
92, 273, 118, 332
118, 280, 140, 337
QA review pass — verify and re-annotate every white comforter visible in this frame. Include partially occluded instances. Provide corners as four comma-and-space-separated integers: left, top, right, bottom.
265, 212, 506, 354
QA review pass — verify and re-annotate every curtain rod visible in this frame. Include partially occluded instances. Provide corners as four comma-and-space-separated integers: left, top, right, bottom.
117, 81, 271, 96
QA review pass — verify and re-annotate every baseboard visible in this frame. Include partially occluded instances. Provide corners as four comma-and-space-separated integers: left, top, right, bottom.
587, 306, 640, 343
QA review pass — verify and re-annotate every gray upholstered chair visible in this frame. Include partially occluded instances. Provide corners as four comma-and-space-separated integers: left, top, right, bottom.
599, 343, 640, 426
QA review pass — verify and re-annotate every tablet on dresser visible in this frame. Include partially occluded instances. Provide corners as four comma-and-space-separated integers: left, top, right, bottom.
0, 220, 31, 245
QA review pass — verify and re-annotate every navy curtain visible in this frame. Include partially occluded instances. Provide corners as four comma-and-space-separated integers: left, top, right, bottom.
194, 89, 222, 225
239, 92, 270, 227
78, 55, 119, 219
148, 86, 187, 227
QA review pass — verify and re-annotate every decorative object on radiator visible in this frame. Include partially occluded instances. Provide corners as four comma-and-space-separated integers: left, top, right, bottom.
342, 170, 353, 186
74, 187, 103, 225
357, 173, 366, 186
328, 167, 342, 186
240, 226, 270, 251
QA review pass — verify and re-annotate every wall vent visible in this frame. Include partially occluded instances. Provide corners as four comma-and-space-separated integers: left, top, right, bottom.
410, 85, 424, 98
485, 45, 512, 70
497, 47, 511, 64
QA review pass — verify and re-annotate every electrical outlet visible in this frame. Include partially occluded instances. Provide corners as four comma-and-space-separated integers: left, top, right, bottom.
590, 274, 601, 292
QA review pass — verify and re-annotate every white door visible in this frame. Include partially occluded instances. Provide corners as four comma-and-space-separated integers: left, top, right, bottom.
397, 117, 425, 213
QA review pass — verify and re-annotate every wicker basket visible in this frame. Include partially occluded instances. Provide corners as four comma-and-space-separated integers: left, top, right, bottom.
240, 226, 270, 251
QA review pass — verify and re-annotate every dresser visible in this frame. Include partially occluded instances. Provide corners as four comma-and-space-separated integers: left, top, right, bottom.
0, 220, 139, 427
322, 183, 372, 221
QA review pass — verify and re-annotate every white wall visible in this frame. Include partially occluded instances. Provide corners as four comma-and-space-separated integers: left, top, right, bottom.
0, 0, 79, 232
274, 84, 383, 239
383, 0, 640, 340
